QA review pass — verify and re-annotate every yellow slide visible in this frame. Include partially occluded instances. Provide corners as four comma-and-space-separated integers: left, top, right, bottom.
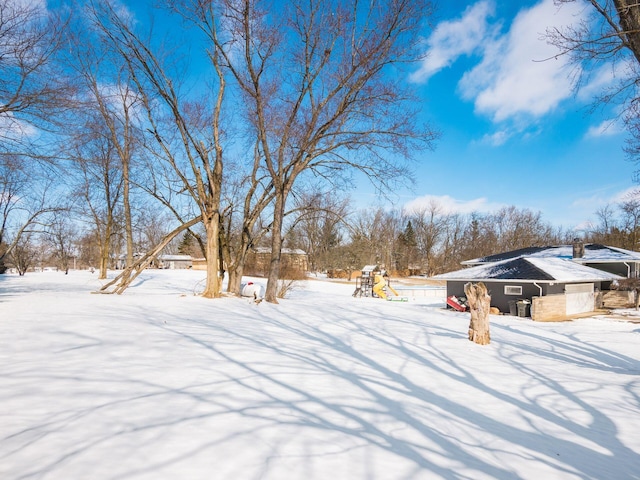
373, 273, 399, 300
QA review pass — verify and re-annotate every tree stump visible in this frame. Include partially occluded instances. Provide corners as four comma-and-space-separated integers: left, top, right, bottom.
464, 282, 491, 345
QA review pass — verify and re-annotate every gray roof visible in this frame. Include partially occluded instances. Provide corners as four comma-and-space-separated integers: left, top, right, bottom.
435, 256, 623, 283
462, 243, 640, 266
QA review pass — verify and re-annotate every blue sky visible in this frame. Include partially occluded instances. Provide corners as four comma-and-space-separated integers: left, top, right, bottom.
110, 0, 633, 230
380, 0, 635, 230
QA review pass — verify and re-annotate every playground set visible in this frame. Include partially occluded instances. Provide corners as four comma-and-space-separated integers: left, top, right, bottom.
352, 265, 408, 301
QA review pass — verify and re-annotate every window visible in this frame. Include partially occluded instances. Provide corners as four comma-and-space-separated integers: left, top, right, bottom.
504, 285, 522, 296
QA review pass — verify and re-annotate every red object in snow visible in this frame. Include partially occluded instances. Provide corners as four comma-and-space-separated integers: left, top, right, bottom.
447, 295, 467, 312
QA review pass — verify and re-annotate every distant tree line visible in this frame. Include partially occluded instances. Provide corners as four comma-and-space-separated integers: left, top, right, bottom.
12, 188, 640, 279
282, 193, 640, 277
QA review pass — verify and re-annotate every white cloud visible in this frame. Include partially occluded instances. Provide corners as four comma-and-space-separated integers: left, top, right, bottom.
479, 129, 511, 146
403, 194, 505, 216
611, 186, 640, 203
459, 0, 586, 123
410, 1, 495, 83
10, 0, 46, 10
576, 63, 618, 102
0, 112, 38, 140
585, 119, 623, 138
570, 186, 639, 214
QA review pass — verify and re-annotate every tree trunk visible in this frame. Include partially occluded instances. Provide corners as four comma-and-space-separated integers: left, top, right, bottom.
615, 0, 640, 64
225, 245, 248, 296
224, 224, 255, 295
123, 157, 134, 269
98, 220, 111, 280
202, 214, 222, 298
464, 282, 491, 345
264, 192, 285, 303
227, 266, 242, 295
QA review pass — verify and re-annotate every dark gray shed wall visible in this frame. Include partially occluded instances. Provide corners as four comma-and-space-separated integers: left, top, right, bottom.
446, 281, 545, 313
446, 280, 604, 314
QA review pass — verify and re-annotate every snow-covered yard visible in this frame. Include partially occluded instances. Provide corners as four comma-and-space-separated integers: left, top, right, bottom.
1, 270, 639, 479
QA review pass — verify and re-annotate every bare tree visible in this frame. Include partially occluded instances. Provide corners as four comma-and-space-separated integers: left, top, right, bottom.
68, 116, 124, 279
0, 156, 63, 272
0, 1, 70, 271
45, 212, 77, 274
589, 203, 617, 244
0, 0, 70, 156
219, 144, 275, 296
490, 206, 554, 252
66, 39, 141, 270
8, 233, 37, 275
341, 207, 402, 273
89, 0, 227, 297
213, 0, 438, 302
437, 213, 468, 274
75, 231, 100, 270
0, 157, 28, 272
548, 1, 640, 160
407, 201, 448, 276
288, 190, 349, 273
619, 188, 640, 249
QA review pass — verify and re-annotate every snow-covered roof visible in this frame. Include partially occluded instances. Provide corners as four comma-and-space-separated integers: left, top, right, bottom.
252, 247, 308, 255
434, 256, 623, 283
158, 255, 192, 261
462, 243, 640, 266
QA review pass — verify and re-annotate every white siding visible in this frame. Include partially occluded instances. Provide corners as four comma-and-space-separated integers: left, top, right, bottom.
565, 283, 594, 315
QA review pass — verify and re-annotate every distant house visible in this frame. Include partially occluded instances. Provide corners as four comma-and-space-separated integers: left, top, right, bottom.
434, 241, 636, 321
114, 253, 143, 270
244, 247, 309, 278
191, 257, 207, 271
156, 254, 192, 270
190, 249, 310, 276
114, 253, 193, 270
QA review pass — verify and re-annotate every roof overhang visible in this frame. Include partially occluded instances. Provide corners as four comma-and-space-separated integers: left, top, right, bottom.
440, 278, 611, 284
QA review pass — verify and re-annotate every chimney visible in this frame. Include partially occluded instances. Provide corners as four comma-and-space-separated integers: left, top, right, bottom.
572, 238, 584, 259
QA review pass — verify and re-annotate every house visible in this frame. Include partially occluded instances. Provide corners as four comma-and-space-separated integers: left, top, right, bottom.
114, 253, 143, 270
190, 248, 310, 276
116, 253, 193, 270
434, 241, 636, 321
244, 247, 309, 278
156, 254, 192, 269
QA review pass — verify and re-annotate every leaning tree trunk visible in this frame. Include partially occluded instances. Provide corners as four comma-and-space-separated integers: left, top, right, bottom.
464, 282, 491, 345
99, 217, 200, 294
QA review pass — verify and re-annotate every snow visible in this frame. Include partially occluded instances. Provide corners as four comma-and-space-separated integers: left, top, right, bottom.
466, 244, 640, 264
436, 256, 621, 283
1, 270, 639, 479
525, 257, 623, 282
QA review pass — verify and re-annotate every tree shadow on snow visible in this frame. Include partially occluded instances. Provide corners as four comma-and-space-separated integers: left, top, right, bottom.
2, 298, 639, 479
